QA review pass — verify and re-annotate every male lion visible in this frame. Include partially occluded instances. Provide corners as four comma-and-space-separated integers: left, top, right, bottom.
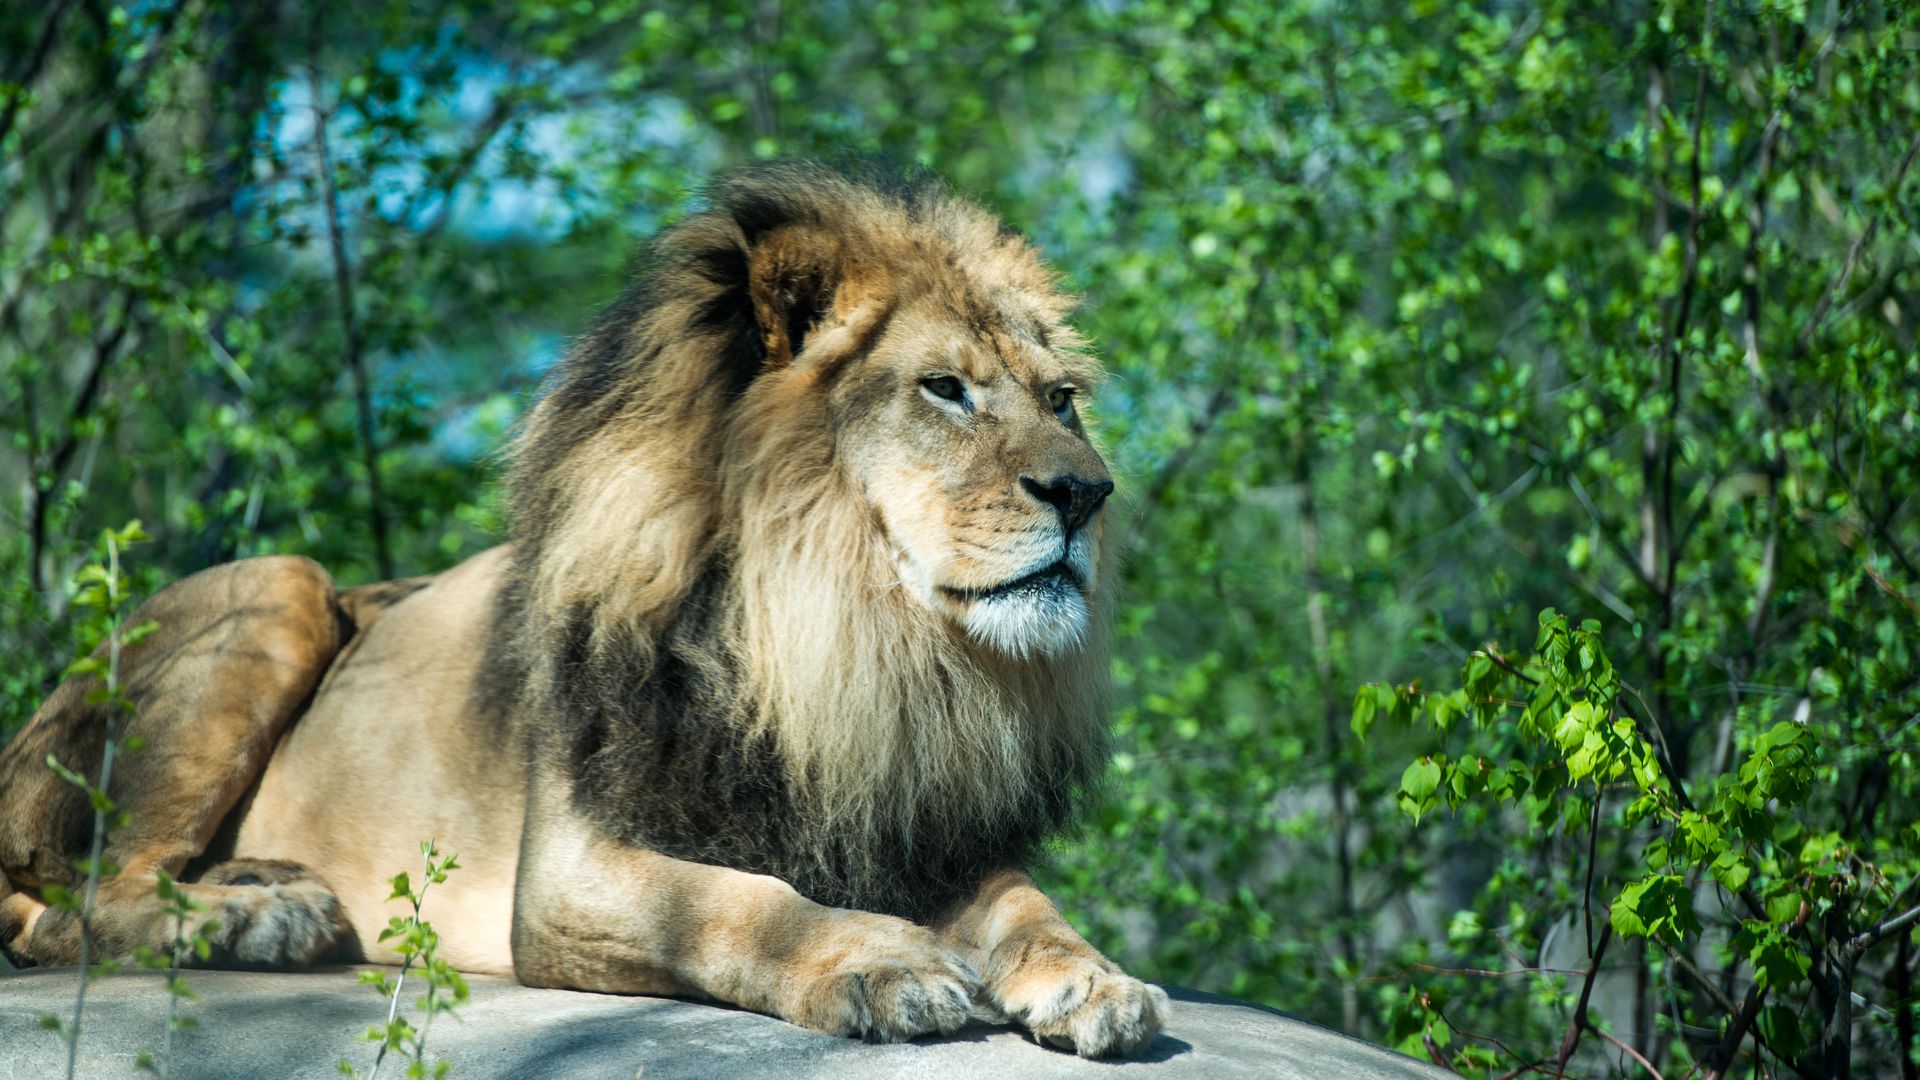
0, 163, 1168, 1056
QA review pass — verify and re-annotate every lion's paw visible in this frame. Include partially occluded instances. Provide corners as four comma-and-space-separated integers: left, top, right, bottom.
785, 919, 980, 1043
987, 938, 1169, 1058
198, 860, 353, 966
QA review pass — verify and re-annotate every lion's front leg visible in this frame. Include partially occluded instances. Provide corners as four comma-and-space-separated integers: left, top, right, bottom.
510, 769, 978, 1042
937, 869, 1169, 1058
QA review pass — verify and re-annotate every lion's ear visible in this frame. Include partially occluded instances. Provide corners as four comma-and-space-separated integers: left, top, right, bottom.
746, 226, 877, 370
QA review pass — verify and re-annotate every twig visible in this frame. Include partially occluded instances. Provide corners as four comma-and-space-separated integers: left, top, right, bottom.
1296, 439, 1362, 1033
1582, 789, 1601, 957
396, 96, 518, 237
28, 292, 132, 594
1554, 923, 1614, 1075
1565, 469, 1658, 593
1702, 983, 1766, 1080
1848, 901, 1920, 960
62, 531, 128, 1080
1493, 1060, 1558, 1080
0, 0, 76, 149
1121, 383, 1231, 554
1865, 563, 1920, 622
1482, 645, 1540, 687
307, 22, 394, 579
1613, 684, 1697, 813
1596, 1024, 1666, 1080
1795, 129, 1920, 357
1367, 962, 1595, 981
1441, 454, 1636, 623
1435, 1002, 1539, 1075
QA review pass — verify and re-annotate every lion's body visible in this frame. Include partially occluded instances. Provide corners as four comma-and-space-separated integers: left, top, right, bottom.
233, 547, 524, 973
0, 163, 1167, 1056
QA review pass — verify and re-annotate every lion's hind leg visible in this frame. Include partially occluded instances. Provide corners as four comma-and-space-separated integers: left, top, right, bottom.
0, 556, 355, 970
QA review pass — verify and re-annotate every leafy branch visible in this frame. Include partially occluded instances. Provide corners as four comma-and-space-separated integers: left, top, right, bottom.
1355, 609, 1846, 1072
36, 522, 155, 1079
341, 840, 468, 1080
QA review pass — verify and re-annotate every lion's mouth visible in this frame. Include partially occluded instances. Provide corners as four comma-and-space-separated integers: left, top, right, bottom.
943, 560, 1084, 603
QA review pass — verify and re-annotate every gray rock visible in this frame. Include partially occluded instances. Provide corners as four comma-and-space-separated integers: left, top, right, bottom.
0, 968, 1446, 1079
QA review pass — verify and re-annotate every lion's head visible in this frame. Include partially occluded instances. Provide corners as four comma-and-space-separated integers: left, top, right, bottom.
500, 163, 1114, 918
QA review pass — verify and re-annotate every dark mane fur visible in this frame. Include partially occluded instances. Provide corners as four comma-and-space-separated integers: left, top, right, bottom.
487, 161, 1107, 923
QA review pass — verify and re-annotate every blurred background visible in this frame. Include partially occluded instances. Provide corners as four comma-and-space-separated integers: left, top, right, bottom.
3, 1, 1918, 1074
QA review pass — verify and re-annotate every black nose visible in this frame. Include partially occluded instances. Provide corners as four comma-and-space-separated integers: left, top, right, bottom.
1020, 475, 1114, 533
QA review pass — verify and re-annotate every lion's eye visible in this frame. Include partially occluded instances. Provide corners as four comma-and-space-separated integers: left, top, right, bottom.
922, 376, 966, 404
1048, 386, 1077, 415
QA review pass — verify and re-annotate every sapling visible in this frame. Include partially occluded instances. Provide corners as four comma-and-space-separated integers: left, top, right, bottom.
341, 839, 469, 1080
131, 869, 212, 1077
38, 521, 159, 1080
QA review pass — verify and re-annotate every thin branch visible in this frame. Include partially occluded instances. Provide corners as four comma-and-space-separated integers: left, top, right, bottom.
1554, 923, 1614, 1075
1434, 1002, 1542, 1077
1583, 788, 1601, 956
1848, 902, 1920, 960
1442, 454, 1638, 623
1794, 128, 1920, 358
1482, 643, 1539, 686
12, 0, 188, 163
1366, 962, 1596, 982
1492, 1060, 1558, 1080
1865, 563, 1920, 623
1122, 383, 1231, 554
1702, 983, 1767, 1080
308, 30, 394, 579
1596, 1024, 1666, 1080
28, 290, 133, 594
1613, 683, 1695, 813
1565, 468, 1657, 594
1296, 436, 1361, 1033
0, 0, 77, 149
398, 96, 518, 237
1658, 0, 1712, 600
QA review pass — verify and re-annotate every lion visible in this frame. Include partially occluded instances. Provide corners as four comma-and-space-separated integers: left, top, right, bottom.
0, 162, 1168, 1056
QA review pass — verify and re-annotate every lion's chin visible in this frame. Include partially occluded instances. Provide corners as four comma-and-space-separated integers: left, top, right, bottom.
960, 585, 1090, 659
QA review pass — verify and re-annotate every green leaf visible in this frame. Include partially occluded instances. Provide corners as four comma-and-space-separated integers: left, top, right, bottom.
1351, 685, 1378, 739
1610, 875, 1699, 944
1398, 757, 1444, 823
1765, 891, 1803, 926
1709, 850, 1750, 892
1750, 933, 1811, 990
1756, 1004, 1807, 1059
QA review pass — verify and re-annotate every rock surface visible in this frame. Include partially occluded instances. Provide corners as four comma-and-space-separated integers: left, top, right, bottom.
0, 968, 1445, 1079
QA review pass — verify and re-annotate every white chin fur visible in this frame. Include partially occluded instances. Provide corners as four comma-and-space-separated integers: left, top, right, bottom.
962, 588, 1089, 658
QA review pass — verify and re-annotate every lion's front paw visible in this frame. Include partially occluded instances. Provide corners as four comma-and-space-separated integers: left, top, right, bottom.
785, 917, 980, 1043
987, 938, 1169, 1058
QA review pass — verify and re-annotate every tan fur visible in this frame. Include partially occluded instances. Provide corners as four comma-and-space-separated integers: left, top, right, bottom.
0, 557, 354, 966
0, 164, 1165, 1057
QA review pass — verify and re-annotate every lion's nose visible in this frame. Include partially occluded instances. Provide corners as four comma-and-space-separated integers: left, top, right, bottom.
1020, 475, 1114, 533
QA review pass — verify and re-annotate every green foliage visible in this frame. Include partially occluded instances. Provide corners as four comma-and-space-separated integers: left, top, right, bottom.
341, 841, 469, 1080
5, 0, 1920, 1074
37, 522, 151, 1077
131, 869, 215, 1079
1361, 605, 1919, 1071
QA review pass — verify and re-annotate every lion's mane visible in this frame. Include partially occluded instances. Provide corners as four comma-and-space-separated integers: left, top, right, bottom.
490, 164, 1111, 920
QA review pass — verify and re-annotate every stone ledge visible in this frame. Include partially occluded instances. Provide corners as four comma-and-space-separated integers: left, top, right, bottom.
0, 968, 1445, 1079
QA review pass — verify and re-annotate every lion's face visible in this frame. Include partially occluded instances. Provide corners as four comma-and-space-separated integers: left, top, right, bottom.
826, 295, 1112, 658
